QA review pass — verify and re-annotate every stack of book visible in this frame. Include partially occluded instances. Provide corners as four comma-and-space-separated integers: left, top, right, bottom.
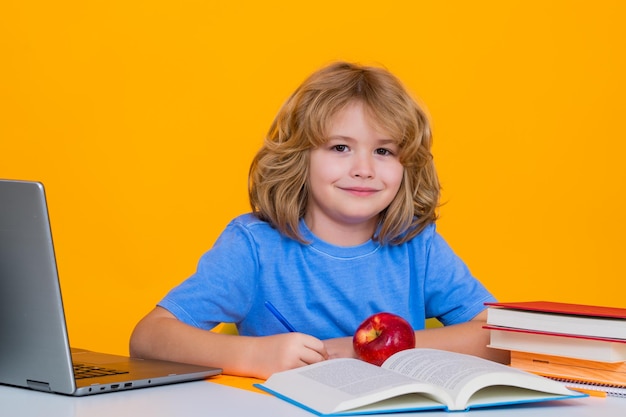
484, 300, 626, 397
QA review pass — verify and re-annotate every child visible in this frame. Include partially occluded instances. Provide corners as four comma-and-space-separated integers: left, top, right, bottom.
130, 61, 508, 379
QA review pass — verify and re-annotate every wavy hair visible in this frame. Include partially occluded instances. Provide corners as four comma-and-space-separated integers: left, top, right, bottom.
248, 61, 440, 245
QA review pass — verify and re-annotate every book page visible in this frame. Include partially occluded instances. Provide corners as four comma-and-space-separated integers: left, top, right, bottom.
260, 358, 448, 414
383, 349, 506, 393
382, 349, 577, 409
298, 358, 414, 396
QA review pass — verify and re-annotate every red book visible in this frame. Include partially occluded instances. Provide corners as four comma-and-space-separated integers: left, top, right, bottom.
485, 301, 626, 341
485, 301, 626, 319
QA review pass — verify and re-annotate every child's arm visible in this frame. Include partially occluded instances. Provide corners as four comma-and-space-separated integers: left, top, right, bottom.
322, 311, 509, 364
129, 306, 328, 379
411, 310, 510, 363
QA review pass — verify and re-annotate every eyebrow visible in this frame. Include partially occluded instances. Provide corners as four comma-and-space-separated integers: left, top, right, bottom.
326, 135, 397, 144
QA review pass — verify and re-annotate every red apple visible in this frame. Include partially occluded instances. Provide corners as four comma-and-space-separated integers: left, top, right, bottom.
353, 312, 416, 366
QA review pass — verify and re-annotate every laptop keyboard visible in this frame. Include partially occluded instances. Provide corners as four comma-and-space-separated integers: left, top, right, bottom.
73, 363, 129, 380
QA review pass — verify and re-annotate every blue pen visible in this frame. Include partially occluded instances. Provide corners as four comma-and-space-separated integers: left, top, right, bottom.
264, 301, 298, 332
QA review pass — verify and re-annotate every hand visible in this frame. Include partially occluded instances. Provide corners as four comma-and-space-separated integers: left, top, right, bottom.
247, 333, 328, 379
323, 336, 357, 360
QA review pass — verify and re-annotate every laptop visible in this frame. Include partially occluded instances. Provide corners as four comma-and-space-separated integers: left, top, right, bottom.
0, 179, 221, 396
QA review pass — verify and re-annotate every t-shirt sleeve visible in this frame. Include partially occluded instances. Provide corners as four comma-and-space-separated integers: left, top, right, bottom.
422, 228, 496, 326
157, 221, 259, 330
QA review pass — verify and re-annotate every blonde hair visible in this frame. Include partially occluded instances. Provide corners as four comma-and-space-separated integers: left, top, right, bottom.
248, 61, 440, 245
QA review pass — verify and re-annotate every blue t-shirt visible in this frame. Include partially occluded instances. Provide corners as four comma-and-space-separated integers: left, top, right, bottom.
158, 213, 495, 339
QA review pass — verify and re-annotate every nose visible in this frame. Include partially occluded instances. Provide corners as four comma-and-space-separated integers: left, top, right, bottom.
351, 152, 375, 179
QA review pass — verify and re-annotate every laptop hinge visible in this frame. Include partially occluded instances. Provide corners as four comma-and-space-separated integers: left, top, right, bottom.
27, 379, 52, 391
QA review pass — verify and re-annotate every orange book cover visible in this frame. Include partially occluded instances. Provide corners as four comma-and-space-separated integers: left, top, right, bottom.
510, 351, 626, 386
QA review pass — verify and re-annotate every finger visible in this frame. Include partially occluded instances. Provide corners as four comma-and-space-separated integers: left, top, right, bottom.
301, 336, 329, 362
299, 348, 327, 366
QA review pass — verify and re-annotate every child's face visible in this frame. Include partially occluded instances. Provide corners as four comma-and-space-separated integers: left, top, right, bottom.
305, 101, 404, 244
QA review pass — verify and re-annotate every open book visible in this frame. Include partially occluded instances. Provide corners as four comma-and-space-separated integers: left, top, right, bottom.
255, 349, 585, 415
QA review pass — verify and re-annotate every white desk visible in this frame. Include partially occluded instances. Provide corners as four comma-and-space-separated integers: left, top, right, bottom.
1, 379, 624, 417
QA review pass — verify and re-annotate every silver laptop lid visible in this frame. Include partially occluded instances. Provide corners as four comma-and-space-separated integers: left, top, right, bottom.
0, 180, 76, 393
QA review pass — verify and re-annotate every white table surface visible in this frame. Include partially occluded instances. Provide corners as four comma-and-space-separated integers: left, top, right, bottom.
1, 379, 624, 417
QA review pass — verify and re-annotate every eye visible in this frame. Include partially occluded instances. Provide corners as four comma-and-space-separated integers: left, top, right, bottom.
332, 144, 349, 152
375, 148, 394, 156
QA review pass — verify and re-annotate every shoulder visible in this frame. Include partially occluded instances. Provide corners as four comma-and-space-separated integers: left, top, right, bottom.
392, 222, 460, 263
197, 213, 277, 273
397, 222, 438, 249
222, 213, 285, 244
228, 212, 268, 229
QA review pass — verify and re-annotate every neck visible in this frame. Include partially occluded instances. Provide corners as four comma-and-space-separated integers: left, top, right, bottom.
303, 215, 378, 246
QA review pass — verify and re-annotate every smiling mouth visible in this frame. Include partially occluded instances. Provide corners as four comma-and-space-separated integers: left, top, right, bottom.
340, 187, 380, 196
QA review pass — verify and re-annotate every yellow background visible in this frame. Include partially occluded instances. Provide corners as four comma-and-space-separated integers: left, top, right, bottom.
1, 1, 625, 355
